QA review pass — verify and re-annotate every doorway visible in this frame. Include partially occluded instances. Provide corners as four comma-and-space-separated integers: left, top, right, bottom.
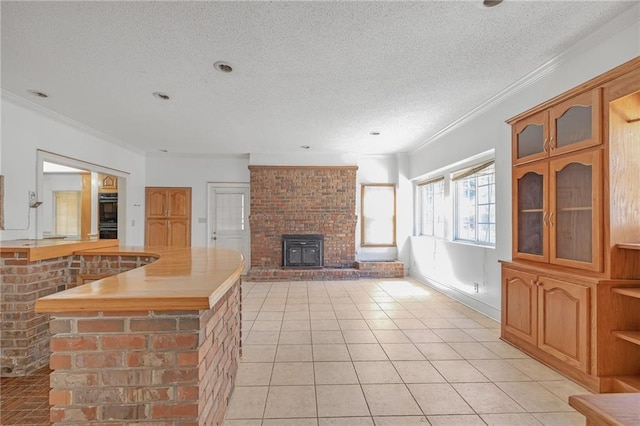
207, 183, 250, 273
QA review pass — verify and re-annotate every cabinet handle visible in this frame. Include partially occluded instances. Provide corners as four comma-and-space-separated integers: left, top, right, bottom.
549, 212, 554, 226
542, 212, 548, 226
550, 136, 555, 149
530, 279, 537, 286
543, 138, 549, 153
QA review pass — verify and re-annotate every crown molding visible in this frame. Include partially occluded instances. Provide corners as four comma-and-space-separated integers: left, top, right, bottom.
1, 89, 146, 156
408, 2, 640, 156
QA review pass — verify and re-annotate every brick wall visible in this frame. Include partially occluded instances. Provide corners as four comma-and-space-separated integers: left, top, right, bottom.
355, 261, 405, 278
1, 253, 72, 376
249, 166, 358, 268
0, 253, 155, 377
47, 280, 240, 425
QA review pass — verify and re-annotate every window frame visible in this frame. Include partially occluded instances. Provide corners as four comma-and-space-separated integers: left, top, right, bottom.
452, 161, 496, 247
417, 177, 445, 238
361, 183, 397, 247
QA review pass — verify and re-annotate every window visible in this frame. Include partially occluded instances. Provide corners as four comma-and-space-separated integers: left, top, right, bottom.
361, 184, 396, 246
54, 191, 81, 236
453, 161, 495, 246
417, 178, 445, 237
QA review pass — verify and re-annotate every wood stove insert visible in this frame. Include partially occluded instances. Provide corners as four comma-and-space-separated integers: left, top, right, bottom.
283, 234, 324, 268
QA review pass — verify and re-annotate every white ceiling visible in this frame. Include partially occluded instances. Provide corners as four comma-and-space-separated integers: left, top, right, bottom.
1, 1, 636, 156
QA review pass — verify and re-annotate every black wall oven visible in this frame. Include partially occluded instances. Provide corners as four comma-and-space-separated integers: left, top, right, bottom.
99, 193, 118, 239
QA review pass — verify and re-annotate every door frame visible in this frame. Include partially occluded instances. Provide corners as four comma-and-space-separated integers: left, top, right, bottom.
206, 182, 251, 271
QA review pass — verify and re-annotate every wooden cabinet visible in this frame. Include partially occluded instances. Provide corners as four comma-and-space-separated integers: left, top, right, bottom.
99, 174, 118, 193
513, 90, 601, 165
514, 145, 602, 272
537, 276, 589, 373
503, 267, 590, 373
502, 268, 538, 345
504, 57, 640, 393
145, 187, 191, 247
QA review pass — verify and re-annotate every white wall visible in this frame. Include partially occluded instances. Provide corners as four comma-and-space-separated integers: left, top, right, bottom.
145, 154, 250, 247
0, 96, 147, 245
407, 10, 640, 320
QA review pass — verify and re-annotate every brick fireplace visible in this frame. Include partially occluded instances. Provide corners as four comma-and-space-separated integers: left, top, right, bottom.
248, 166, 358, 270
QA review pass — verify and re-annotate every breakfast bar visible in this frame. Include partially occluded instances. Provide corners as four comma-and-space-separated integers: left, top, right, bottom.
2, 240, 244, 425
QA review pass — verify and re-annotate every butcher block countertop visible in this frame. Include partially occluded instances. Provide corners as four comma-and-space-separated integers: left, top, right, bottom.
31, 244, 244, 313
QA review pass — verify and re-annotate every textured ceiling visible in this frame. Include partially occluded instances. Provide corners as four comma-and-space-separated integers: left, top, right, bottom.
1, 1, 636, 156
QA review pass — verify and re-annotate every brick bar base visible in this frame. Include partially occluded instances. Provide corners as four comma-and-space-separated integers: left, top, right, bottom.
0, 253, 155, 377
48, 279, 240, 425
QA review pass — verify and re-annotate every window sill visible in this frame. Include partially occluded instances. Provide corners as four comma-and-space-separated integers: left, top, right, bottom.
451, 239, 495, 250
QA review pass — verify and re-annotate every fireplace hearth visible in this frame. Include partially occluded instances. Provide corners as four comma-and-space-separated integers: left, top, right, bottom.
283, 234, 324, 268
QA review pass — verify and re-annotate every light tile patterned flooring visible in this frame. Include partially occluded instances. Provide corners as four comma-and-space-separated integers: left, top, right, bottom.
226, 278, 590, 426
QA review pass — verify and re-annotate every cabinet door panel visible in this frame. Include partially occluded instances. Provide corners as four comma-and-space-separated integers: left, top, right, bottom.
538, 278, 590, 373
550, 90, 601, 156
513, 163, 548, 262
146, 189, 167, 217
549, 150, 602, 271
168, 219, 190, 247
169, 189, 191, 218
146, 219, 167, 246
513, 110, 549, 165
502, 268, 538, 345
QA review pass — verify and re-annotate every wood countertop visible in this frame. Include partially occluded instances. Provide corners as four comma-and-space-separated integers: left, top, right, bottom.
569, 393, 640, 425
34, 245, 244, 313
0, 239, 120, 261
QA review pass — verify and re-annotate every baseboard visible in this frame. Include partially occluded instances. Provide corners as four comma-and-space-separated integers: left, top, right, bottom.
409, 271, 501, 322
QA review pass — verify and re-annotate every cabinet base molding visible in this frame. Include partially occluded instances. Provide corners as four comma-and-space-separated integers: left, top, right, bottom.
501, 332, 600, 392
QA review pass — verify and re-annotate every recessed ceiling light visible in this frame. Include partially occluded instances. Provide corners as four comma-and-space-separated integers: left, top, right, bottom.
369, 132, 381, 136
153, 92, 170, 100
300, 145, 310, 149
28, 90, 48, 98
483, 0, 503, 7
214, 61, 233, 73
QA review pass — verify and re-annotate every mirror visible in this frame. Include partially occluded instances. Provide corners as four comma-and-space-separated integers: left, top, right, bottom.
36, 151, 126, 241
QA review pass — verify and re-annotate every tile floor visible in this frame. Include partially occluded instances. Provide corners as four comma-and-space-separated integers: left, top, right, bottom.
226, 278, 590, 426
0, 366, 51, 425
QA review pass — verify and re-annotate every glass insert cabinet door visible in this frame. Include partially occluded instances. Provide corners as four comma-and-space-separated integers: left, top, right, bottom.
549, 149, 602, 271
513, 110, 549, 164
514, 163, 548, 262
549, 90, 601, 156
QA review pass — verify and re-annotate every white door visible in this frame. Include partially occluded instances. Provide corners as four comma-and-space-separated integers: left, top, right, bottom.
208, 184, 250, 273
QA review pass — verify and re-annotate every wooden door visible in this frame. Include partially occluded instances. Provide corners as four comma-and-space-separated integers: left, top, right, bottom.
513, 110, 549, 165
513, 162, 548, 262
549, 89, 601, 157
502, 267, 538, 345
168, 219, 190, 248
146, 219, 167, 246
549, 149, 603, 271
146, 188, 168, 218
168, 188, 191, 218
537, 277, 590, 373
